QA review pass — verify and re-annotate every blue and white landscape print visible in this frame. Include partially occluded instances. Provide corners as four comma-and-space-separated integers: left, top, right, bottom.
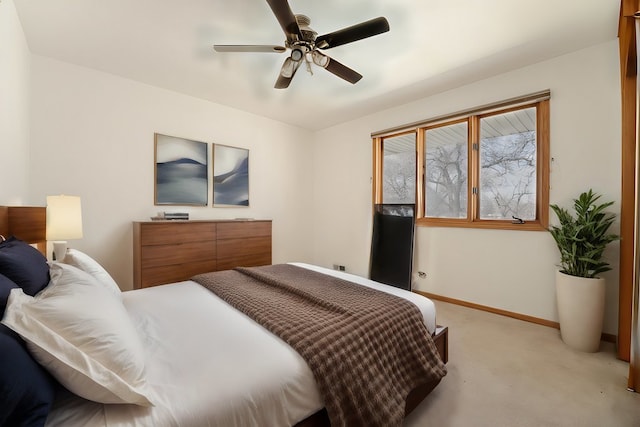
155, 134, 208, 205
213, 144, 249, 206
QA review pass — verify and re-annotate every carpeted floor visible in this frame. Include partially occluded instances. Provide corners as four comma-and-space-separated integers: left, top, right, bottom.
405, 301, 640, 427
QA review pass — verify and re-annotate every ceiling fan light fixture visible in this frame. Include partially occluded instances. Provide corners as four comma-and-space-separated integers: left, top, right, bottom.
311, 50, 329, 68
290, 48, 304, 61
280, 57, 296, 78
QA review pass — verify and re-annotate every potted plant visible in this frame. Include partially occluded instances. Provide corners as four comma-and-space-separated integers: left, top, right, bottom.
549, 189, 619, 352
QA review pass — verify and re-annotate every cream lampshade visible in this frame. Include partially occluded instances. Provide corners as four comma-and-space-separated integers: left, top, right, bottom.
46, 195, 83, 262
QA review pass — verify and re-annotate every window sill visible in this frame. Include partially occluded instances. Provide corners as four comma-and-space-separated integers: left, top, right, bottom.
416, 218, 548, 231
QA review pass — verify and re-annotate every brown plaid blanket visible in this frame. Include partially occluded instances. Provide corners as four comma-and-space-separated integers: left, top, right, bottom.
192, 264, 446, 427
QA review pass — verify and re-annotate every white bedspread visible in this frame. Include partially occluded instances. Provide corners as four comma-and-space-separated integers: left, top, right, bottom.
45, 263, 437, 427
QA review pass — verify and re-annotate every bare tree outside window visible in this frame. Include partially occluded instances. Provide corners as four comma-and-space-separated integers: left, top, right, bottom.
382, 134, 416, 204
479, 108, 537, 220
424, 122, 468, 218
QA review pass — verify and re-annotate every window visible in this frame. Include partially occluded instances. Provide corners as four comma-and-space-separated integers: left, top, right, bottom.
373, 92, 549, 231
382, 133, 416, 204
424, 120, 468, 218
478, 107, 537, 221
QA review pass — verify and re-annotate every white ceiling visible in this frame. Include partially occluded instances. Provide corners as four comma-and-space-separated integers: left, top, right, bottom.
13, 0, 620, 131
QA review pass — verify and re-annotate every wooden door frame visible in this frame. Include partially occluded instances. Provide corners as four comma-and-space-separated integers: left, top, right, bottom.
618, 0, 640, 363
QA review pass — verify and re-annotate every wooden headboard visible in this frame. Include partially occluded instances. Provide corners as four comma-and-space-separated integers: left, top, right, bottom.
0, 206, 47, 255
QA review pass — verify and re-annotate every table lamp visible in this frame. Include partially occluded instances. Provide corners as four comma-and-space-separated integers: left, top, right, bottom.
46, 195, 83, 262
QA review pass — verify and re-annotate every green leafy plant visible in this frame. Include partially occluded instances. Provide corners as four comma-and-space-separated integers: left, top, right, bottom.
549, 189, 619, 278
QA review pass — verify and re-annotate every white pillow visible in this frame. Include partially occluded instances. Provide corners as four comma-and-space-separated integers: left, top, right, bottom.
1, 263, 153, 406
62, 249, 121, 297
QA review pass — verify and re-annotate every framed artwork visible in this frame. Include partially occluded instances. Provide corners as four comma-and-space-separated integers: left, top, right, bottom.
212, 144, 249, 207
154, 133, 208, 206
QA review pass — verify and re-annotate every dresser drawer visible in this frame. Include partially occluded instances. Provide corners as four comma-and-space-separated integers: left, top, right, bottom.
141, 260, 218, 288
217, 221, 271, 240
138, 222, 216, 245
141, 241, 216, 269
216, 236, 272, 271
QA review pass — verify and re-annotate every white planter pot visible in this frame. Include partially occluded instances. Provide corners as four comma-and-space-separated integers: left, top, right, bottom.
555, 270, 605, 352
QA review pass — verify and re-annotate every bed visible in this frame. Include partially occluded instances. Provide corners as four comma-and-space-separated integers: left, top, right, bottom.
0, 206, 448, 427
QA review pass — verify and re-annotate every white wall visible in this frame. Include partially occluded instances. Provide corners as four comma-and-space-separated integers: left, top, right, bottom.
28, 56, 315, 290
311, 40, 622, 334
0, 0, 30, 204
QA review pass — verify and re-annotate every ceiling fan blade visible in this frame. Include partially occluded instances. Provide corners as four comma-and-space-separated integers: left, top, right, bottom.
275, 57, 302, 89
323, 55, 363, 84
265, 0, 302, 42
315, 17, 390, 50
214, 45, 287, 53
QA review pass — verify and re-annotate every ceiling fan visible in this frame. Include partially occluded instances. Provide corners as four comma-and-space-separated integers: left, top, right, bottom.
213, 0, 390, 89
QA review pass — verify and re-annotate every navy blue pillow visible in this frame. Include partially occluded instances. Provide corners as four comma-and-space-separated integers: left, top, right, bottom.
0, 237, 49, 296
0, 324, 57, 427
0, 273, 19, 319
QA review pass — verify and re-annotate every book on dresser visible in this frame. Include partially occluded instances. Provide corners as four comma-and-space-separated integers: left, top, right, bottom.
133, 219, 272, 289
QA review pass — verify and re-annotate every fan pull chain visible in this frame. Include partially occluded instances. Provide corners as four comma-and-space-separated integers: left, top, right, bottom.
305, 59, 313, 76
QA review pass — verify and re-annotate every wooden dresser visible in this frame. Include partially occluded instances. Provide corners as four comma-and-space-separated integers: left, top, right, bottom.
133, 220, 272, 289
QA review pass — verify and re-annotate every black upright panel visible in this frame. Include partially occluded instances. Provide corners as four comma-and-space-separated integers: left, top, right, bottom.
369, 204, 415, 290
